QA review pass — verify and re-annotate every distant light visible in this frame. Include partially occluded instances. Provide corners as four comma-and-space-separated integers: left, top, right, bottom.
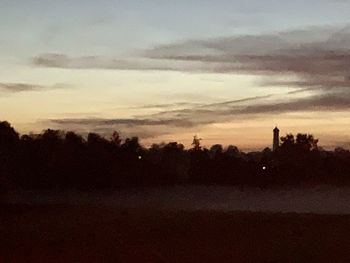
138, 155, 142, 160
262, 166, 266, 170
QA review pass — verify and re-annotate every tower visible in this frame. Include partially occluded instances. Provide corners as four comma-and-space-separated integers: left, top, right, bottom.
273, 126, 279, 151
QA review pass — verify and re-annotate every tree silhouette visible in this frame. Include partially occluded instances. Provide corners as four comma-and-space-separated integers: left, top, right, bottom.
110, 131, 122, 147
209, 144, 223, 159
192, 135, 202, 151
280, 133, 318, 152
0, 121, 19, 151
296, 133, 318, 152
280, 134, 295, 150
0, 120, 349, 190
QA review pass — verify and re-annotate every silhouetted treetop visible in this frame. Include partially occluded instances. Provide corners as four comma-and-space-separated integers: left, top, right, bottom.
280, 133, 318, 152
0, 121, 19, 150
192, 135, 202, 151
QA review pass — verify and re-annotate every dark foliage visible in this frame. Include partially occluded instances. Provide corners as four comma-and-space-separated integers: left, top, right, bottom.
1, 121, 350, 191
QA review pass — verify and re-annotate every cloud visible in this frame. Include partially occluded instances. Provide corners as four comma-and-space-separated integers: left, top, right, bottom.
201, 94, 273, 108
50, 117, 196, 128
33, 25, 350, 138
47, 92, 350, 139
0, 82, 67, 94
147, 92, 350, 126
33, 53, 118, 69
47, 118, 188, 139
142, 26, 350, 90
240, 93, 350, 114
46, 95, 274, 137
32, 53, 199, 72
140, 26, 350, 107
32, 26, 350, 92
123, 102, 202, 110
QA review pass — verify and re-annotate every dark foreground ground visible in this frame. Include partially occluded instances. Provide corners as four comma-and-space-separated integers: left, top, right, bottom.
1, 204, 350, 262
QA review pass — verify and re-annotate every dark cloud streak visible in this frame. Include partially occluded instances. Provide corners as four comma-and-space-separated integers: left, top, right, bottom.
0, 82, 67, 93
48, 92, 350, 138
32, 26, 350, 92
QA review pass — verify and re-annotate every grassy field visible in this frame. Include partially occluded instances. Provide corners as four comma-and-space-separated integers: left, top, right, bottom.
1, 204, 350, 262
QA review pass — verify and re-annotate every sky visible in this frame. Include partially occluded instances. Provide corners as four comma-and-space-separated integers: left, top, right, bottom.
1, 0, 350, 150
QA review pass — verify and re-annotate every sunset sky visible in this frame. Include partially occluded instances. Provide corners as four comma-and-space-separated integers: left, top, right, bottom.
1, 0, 350, 150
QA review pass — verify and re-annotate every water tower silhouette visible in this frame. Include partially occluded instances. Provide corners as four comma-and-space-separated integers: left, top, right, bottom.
273, 126, 280, 151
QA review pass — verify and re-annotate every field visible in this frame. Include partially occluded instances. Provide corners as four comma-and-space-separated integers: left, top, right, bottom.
1, 203, 350, 262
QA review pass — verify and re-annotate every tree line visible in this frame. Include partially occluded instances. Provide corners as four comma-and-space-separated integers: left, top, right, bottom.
1, 121, 350, 191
